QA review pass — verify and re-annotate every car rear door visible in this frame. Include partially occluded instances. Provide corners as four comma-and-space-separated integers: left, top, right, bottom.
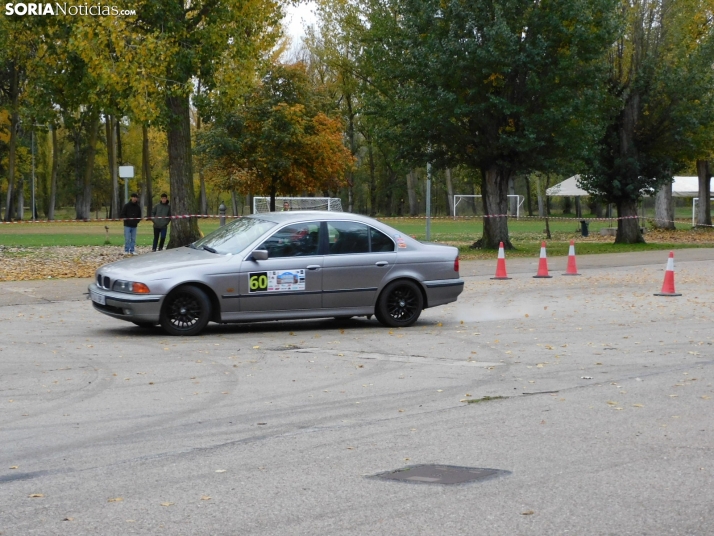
239, 221, 323, 313
322, 221, 396, 308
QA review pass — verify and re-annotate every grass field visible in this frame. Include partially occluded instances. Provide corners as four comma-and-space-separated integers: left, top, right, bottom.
2, 214, 713, 260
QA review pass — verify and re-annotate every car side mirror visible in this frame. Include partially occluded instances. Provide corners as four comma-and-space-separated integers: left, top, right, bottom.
251, 249, 269, 261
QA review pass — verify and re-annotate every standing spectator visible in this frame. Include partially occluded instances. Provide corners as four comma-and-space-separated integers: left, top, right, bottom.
283, 201, 291, 211
120, 193, 142, 255
151, 193, 171, 251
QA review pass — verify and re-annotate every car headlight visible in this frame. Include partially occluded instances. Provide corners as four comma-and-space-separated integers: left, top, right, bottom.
112, 280, 151, 294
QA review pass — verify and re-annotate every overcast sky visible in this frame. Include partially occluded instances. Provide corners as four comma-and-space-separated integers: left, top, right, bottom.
284, 1, 318, 43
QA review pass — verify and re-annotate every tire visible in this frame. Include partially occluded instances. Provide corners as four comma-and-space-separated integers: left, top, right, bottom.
132, 322, 157, 328
160, 286, 211, 336
375, 280, 424, 328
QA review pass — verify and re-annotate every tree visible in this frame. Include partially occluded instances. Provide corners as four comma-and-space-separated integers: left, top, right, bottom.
198, 63, 354, 209
0, 15, 39, 221
580, 0, 714, 242
359, 0, 618, 247
69, 0, 282, 246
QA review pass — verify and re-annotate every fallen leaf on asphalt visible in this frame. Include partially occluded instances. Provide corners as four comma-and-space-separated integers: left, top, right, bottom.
201, 496, 211, 501
107, 497, 123, 502
521, 510, 535, 515
702, 396, 711, 400
29, 494, 44, 498
252, 346, 260, 349
10, 466, 18, 469
633, 404, 644, 408
606, 401, 618, 406
160, 502, 174, 507
63, 517, 74, 521
215, 469, 227, 473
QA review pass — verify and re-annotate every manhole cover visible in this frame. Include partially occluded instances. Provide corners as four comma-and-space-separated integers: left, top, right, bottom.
370, 464, 509, 485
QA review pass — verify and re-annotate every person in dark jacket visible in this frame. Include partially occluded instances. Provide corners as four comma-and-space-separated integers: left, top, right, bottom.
119, 193, 142, 255
151, 193, 171, 251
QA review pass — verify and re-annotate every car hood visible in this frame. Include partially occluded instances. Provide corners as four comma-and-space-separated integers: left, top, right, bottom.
99, 247, 234, 278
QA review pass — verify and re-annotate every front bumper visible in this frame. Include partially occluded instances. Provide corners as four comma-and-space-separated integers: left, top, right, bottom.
88, 283, 163, 323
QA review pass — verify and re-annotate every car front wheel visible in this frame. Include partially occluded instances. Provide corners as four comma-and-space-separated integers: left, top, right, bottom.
375, 280, 423, 327
160, 286, 211, 336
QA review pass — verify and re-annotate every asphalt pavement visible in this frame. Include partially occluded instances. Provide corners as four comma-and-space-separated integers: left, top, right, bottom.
1, 248, 713, 535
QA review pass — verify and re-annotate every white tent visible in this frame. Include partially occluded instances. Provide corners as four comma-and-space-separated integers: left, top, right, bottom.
546, 175, 714, 197
545, 175, 589, 196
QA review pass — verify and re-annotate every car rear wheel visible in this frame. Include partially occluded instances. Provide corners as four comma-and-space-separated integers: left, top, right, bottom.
160, 286, 211, 336
375, 280, 423, 327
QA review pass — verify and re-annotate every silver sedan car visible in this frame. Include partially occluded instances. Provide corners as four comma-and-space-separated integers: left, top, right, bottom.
88, 212, 464, 335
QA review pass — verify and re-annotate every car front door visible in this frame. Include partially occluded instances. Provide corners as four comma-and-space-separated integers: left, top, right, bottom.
239, 221, 323, 313
322, 221, 396, 309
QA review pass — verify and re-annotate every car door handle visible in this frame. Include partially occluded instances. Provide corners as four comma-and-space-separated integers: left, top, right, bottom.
307, 265, 321, 270
375, 261, 389, 267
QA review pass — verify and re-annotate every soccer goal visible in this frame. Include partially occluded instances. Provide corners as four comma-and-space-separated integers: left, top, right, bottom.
452, 195, 524, 219
692, 197, 714, 226
253, 197, 343, 213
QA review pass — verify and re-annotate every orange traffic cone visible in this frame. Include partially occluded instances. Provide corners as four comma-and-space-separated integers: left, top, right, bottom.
563, 240, 580, 275
533, 241, 552, 278
491, 242, 511, 280
654, 251, 681, 296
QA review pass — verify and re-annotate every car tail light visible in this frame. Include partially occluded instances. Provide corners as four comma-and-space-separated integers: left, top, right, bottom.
454, 256, 460, 273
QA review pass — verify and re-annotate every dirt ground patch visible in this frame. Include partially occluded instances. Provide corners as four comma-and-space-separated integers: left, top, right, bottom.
0, 245, 147, 281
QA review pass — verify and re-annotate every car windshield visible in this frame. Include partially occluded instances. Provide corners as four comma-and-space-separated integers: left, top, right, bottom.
191, 217, 277, 254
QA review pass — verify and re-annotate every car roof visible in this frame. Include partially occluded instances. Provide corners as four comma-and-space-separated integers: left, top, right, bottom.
247, 211, 384, 225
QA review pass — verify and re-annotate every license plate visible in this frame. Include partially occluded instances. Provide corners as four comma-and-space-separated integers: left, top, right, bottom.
90, 290, 106, 305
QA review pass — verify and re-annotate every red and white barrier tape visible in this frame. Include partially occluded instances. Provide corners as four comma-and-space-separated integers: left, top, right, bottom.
1, 213, 712, 227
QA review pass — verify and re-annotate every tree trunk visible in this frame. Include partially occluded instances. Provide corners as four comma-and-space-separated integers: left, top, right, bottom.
575, 197, 582, 218
653, 181, 675, 229
143, 124, 152, 218
231, 191, 238, 216
535, 174, 545, 217
195, 109, 208, 215
77, 116, 99, 220
48, 124, 59, 220
106, 116, 119, 218
15, 174, 24, 220
368, 143, 376, 216
3, 64, 19, 221
615, 198, 645, 244
481, 166, 511, 249
4, 108, 19, 221
406, 170, 418, 215
696, 159, 712, 227
166, 94, 200, 248
269, 177, 276, 212
508, 176, 516, 216
73, 128, 82, 220
525, 175, 533, 216
445, 168, 454, 216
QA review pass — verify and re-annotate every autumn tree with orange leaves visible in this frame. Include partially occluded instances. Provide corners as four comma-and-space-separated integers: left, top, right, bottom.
197, 63, 354, 211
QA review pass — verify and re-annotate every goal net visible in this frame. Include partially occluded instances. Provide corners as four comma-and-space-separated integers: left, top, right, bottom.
253, 197, 343, 213
453, 195, 524, 219
692, 197, 714, 226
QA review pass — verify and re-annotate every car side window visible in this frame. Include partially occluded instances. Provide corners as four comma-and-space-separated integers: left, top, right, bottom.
259, 222, 321, 258
370, 227, 395, 252
327, 221, 370, 254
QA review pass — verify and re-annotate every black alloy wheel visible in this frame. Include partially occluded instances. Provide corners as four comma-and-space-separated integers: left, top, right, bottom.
160, 286, 211, 336
376, 280, 423, 327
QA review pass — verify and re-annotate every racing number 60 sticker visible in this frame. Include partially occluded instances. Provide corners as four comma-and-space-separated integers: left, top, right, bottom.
249, 272, 268, 292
